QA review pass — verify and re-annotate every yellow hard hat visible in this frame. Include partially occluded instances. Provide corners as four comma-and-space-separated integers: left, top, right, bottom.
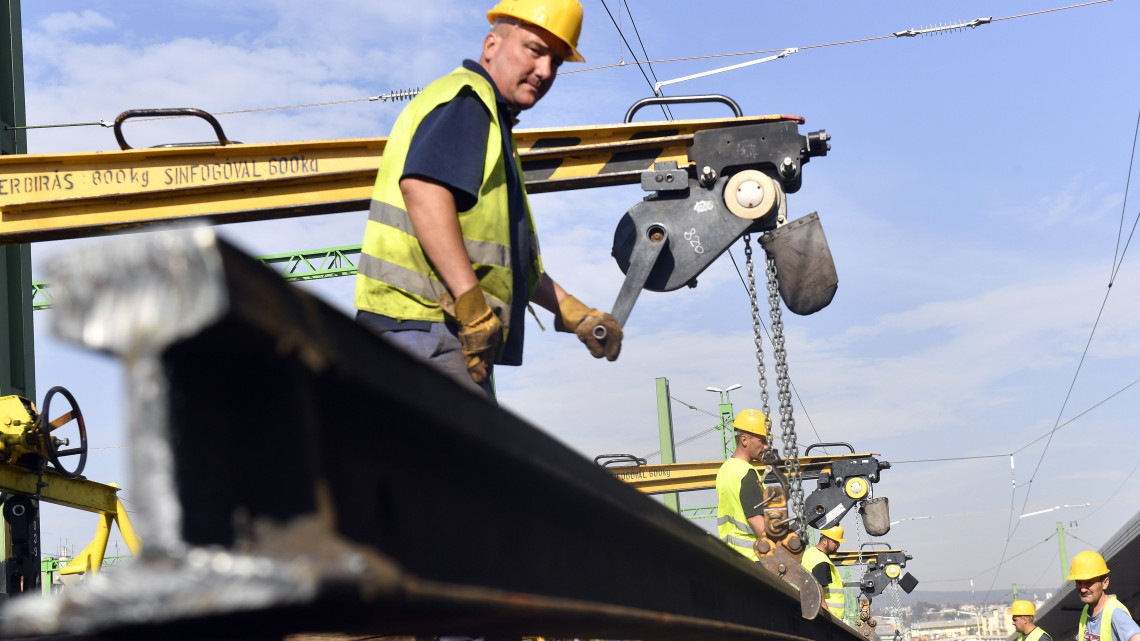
1068, 550, 1109, 581
1011, 600, 1036, 616
732, 409, 769, 437
820, 525, 845, 543
487, 0, 585, 63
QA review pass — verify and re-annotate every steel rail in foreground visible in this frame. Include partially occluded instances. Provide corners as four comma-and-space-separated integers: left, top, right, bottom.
0, 227, 861, 641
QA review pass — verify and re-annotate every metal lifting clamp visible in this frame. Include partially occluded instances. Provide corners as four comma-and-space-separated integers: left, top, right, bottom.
801, 442, 893, 536
604, 95, 836, 334
842, 544, 919, 641
753, 450, 825, 619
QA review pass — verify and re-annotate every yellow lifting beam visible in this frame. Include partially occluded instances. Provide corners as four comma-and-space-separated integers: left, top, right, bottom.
0, 114, 799, 244
608, 453, 878, 495
0, 463, 141, 575
830, 549, 906, 567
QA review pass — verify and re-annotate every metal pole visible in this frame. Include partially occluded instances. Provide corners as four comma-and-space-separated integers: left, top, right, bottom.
719, 397, 734, 459
1057, 521, 1069, 583
0, 0, 33, 401
655, 377, 679, 513
0, 0, 38, 600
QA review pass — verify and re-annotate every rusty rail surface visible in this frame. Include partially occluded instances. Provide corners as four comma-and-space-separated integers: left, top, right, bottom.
0, 227, 860, 641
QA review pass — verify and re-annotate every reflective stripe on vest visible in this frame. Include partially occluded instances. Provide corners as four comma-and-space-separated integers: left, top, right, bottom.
802, 545, 845, 617
1079, 597, 1131, 641
716, 457, 758, 559
354, 66, 543, 332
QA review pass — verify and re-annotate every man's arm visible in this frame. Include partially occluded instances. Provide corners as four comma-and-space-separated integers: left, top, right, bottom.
400, 176, 478, 297
740, 469, 767, 537
811, 563, 831, 585
1110, 606, 1140, 641
530, 273, 566, 313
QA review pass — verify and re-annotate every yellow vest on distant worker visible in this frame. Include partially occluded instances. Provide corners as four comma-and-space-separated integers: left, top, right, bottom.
1078, 596, 1131, 641
802, 545, 845, 618
716, 457, 759, 559
355, 66, 543, 340
1017, 627, 1047, 641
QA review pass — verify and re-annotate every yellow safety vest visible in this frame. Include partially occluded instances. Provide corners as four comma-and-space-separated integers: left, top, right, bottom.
1079, 596, 1131, 641
355, 66, 543, 344
716, 457, 759, 559
802, 545, 845, 617
1017, 626, 1048, 641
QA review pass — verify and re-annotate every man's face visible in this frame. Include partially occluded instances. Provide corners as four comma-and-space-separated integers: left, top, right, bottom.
1011, 615, 1032, 634
745, 433, 769, 460
482, 21, 567, 113
1076, 575, 1108, 605
825, 536, 840, 555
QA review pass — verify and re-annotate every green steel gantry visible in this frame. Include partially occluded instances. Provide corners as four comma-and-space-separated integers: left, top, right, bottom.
32, 244, 363, 310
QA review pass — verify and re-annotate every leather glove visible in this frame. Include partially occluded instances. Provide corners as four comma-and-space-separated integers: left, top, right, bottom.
554, 294, 622, 361
439, 286, 502, 384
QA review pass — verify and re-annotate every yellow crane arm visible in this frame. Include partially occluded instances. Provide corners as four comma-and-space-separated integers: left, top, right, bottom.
0, 113, 798, 244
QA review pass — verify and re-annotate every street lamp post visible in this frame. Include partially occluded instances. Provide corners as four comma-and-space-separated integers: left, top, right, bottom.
954, 610, 983, 640
707, 384, 742, 459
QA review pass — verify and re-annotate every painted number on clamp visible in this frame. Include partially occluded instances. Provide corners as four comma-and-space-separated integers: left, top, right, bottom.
684, 227, 705, 254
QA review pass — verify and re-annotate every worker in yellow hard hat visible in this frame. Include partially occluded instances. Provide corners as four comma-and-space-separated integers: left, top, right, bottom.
1068, 551, 1140, 641
355, 0, 622, 401
715, 409, 771, 560
802, 525, 846, 618
1011, 600, 1052, 641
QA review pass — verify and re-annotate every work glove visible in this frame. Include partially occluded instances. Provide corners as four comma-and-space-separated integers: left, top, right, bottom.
439, 286, 501, 384
554, 295, 622, 361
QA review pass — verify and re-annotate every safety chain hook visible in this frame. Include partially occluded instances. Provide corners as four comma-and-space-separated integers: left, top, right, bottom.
766, 252, 804, 537
742, 235, 772, 435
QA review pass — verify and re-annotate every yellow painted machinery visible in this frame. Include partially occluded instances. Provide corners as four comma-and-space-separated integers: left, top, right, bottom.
0, 99, 857, 638
0, 386, 87, 478
0, 386, 139, 594
601, 443, 891, 534
600, 443, 893, 620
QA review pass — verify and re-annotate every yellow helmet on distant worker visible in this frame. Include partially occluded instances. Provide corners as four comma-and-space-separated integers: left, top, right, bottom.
732, 409, 769, 437
1067, 550, 1110, 581
487, 0, 585, 63
820, 525, 845, 543
1011, 600, 1036, 616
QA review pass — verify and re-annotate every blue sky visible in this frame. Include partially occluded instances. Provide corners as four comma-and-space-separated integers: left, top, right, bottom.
17, 0, 1140, 607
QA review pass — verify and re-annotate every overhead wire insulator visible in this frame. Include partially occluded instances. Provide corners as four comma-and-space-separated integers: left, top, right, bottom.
370, 88, 423, 103
893, 17, 992, 38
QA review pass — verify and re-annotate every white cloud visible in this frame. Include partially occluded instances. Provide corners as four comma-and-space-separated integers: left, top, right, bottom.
38, 10, 114, 37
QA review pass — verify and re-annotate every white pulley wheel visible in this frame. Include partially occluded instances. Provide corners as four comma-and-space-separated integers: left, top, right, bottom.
724, 169, 778, 220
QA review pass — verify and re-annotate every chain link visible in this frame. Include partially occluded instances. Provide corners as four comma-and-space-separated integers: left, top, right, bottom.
767, 254, 804, 535
742, 235, 772, 425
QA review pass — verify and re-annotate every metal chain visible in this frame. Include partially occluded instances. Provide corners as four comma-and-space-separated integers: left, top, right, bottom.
767, 254, 804, 534
742, 235, 772, 427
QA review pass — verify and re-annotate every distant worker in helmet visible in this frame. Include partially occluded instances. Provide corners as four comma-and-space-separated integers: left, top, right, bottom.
1069, 551, 1140, 641
715, 409, 771, 559
802, 525, 846, 618
1011, 600, 1052, 641
355, 0, 621, 400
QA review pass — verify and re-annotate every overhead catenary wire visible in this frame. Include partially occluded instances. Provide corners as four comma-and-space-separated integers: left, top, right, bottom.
1080, 459, 1140, 520
597, 0, 670, 120
1110, 106, 1140, 282
617, 0, 672, 119
11, 1, 1115, 133
563, 0, 1114, 76
982, 98, 1140, 601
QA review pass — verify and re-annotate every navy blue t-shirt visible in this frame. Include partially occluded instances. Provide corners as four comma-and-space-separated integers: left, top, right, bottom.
400, 60, 531, 365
